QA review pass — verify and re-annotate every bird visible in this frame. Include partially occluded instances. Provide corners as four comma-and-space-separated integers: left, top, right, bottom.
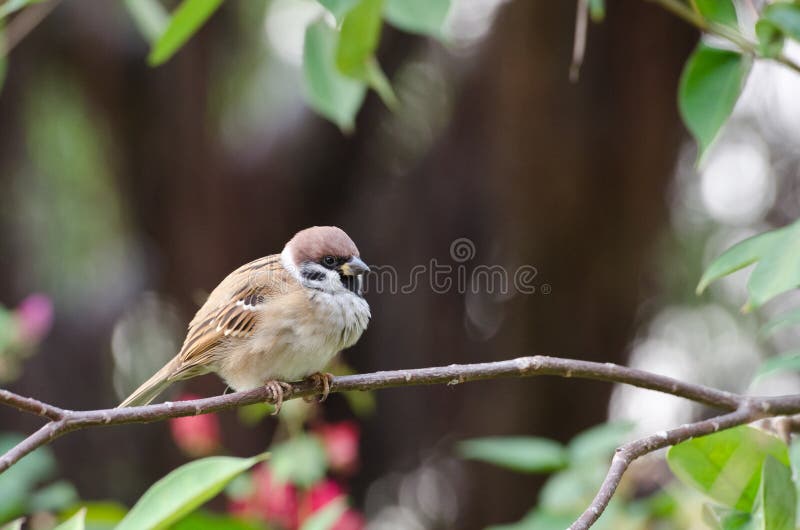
118, 226, 371, 411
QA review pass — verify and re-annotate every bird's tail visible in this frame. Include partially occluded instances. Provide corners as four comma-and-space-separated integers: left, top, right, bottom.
117, 358, 182, 408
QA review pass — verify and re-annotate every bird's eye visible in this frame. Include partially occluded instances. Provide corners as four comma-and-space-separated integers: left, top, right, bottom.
322, 255, 337, 268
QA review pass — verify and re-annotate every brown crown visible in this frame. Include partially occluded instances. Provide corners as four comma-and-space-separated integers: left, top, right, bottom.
285, 226, 360, 264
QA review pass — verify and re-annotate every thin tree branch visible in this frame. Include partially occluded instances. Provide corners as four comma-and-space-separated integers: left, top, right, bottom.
0, 389, 64, 420
0, 0, 61, 58
570, 405, 762, 530
2, 354, 800, 530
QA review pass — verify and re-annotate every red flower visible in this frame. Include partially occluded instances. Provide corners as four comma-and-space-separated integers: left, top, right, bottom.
169, 393, 221, 457
14, 294, 53, 343
299, 479, 364, 530
303, 479, 343, 513
253, 465, 300, 529
315, 421, 360, 475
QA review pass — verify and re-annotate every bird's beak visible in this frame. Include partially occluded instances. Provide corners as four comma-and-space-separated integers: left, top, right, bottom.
340, 256, 370, 276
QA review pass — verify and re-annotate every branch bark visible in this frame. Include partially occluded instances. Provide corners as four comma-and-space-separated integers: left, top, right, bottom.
2, 354, 799, 530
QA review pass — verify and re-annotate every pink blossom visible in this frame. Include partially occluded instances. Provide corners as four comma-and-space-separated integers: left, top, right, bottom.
299, 479, 364, 530
14, 294, 53, 343
168, 393, 221, 457
252, 465, 300, 529
315, 421, 360, 475
303, 479, 343, 513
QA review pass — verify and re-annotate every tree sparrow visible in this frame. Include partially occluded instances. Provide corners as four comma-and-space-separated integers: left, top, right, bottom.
118, 226, 371, 411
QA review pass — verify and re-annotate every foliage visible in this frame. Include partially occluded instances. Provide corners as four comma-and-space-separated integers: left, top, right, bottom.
457, 422, 673, 529
756, 2, 800, 58
132, 0, 800, 148
459, 421, 800, 530
667, 426, 789, 513
148, 0, 225, 66
697, 217, 800, 380
678, 43, 751, 160
133, 0, 448, 131
4, 0, 800, 150
0, 339, 370, 530
668, 427, 799, 530
458, 436, 568, 473
116, 454, 267, 530
0, 433, 77, 523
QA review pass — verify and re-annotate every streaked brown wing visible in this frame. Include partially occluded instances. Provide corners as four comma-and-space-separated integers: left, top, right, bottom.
175, 255, 298, 373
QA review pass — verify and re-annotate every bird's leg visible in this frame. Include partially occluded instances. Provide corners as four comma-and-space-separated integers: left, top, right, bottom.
303, 372, 334, 403
264, 380, 293, 415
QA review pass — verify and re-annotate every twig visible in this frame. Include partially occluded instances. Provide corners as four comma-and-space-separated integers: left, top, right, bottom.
571, 0, 589, 82
0, 0, 61, 58
2, 354, 800, 530
649, 0, 800, 75
570, 406, 761, 529
0, 389, 64, 420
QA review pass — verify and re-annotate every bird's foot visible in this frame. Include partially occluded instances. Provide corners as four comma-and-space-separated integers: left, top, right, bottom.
303, 372, 334, 403
264, 380, 293, 415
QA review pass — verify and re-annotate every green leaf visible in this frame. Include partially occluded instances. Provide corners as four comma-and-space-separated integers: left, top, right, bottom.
171, 510, 265, 530
753, 456, 796, 530
747, 220, 800, 309
300, 498, 347, 530
28, 480, 78, 512
696, 227, 788, 295
317, 0, 359, 24
588, 0, 605, 22
667, 426, 789, 512
303, 20, 367, 132
0, 433, 56, 520
695, 0, 738, 28
364, 59, 397, 108
756, 19, 785, 58
0, 0, 46, 19
702, 504, 753, 530
384, 0, 450, 38
115, 454, 267, 530
753, 351, 800, 383
54, 508, 86, 530
761, 2, 800, 41
62, 502, 127, 530
270, 435, 327, 487
148, 0, 224, 66
678, 43, 751, 159
336, 0, 382, 78
124, 0, 169, 44
458, 436, 568, 473
567, 421, 633, 463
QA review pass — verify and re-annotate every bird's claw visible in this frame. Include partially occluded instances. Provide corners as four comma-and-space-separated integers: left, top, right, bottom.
264, 380, 293, 415
303, 372, 334, 403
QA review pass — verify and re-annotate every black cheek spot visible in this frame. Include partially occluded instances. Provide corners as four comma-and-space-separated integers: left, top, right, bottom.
302, 269, 326, 282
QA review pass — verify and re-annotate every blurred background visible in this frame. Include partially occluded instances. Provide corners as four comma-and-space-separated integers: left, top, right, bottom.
1, 0, 800, 528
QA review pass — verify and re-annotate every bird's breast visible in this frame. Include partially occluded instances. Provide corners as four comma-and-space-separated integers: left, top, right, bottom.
217, 289, 370, 389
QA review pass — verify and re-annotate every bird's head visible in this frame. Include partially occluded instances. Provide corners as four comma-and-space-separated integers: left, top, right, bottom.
282, 226, 370, 297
